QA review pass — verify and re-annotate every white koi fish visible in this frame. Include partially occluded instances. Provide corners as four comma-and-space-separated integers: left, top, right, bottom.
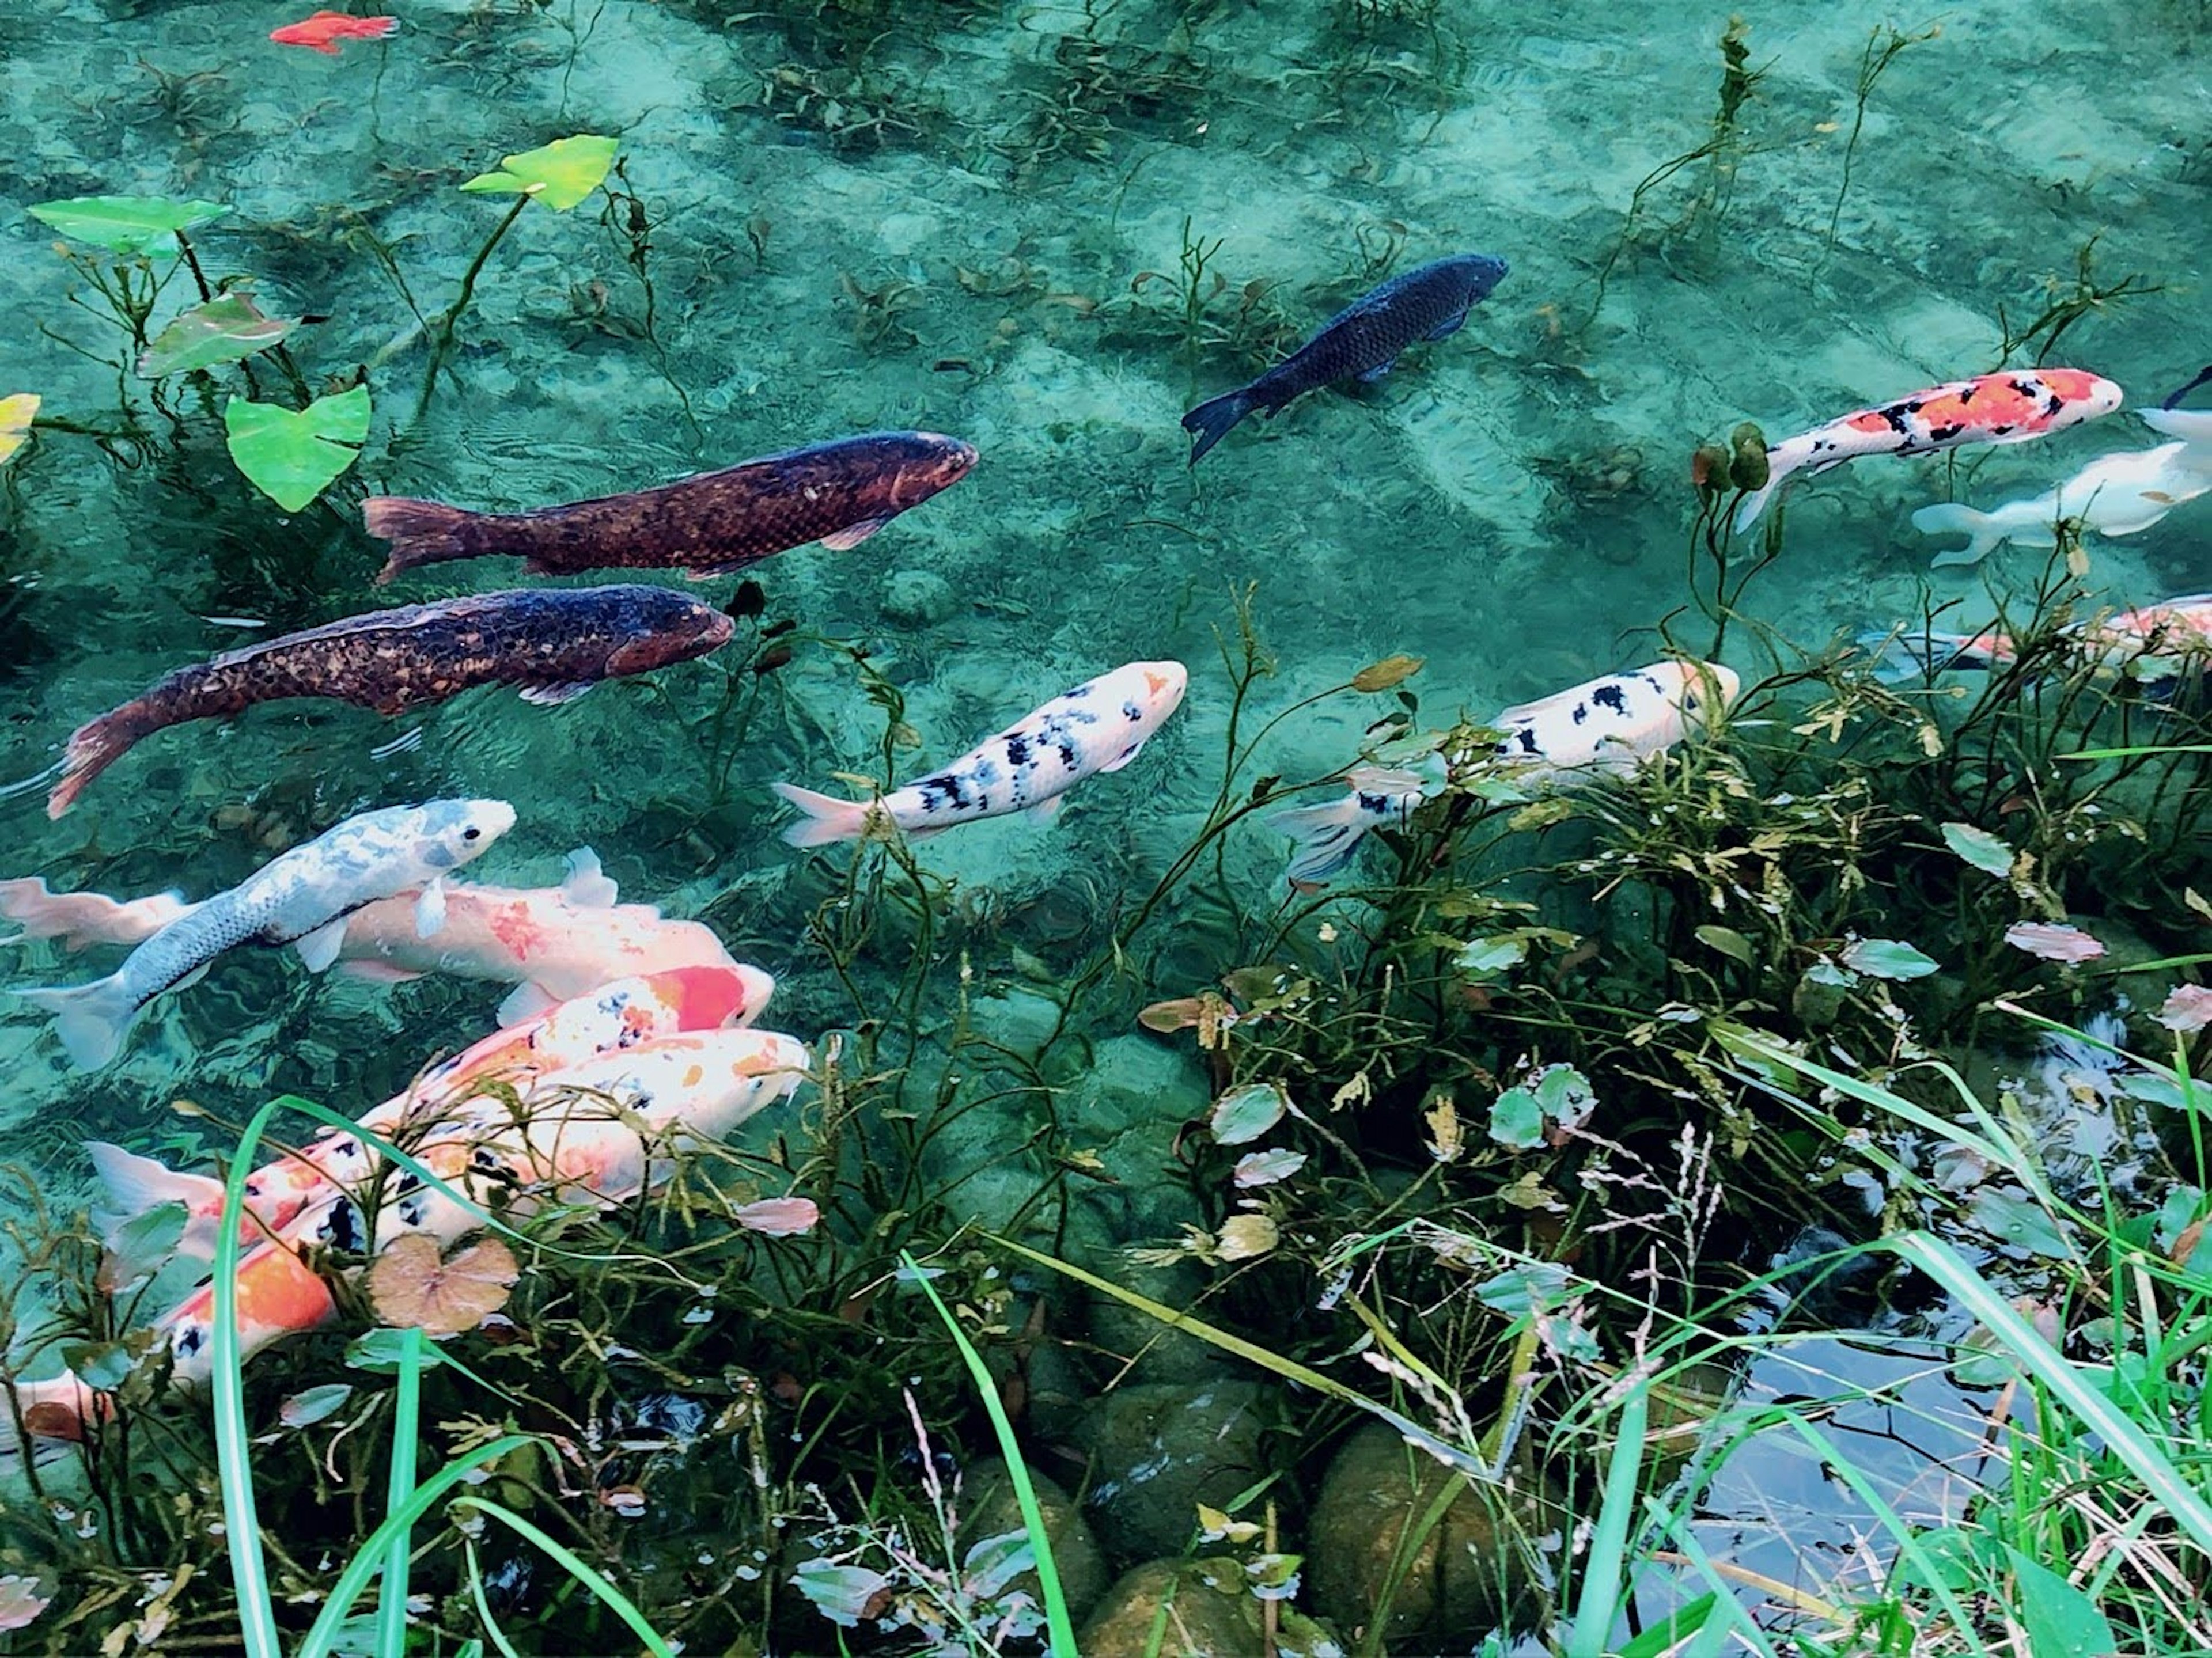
1271, 662, 1738, 885
14, 799, 515, 1069
1911, 441, 2212, 566
5, 1027, 810, 1456
773, 660, 1188, 845
0, 848, 733, 1028
1735, 369, 2124, 533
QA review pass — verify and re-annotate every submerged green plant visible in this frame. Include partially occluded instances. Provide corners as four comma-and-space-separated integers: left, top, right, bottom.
1994, 232, 2166, 366
1824, 20, 1942, 253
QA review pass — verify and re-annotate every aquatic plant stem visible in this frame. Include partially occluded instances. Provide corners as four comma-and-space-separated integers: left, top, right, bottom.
413, 195, 531, 428
375, 1325, 425, 1655
211, 1099, 291, 1658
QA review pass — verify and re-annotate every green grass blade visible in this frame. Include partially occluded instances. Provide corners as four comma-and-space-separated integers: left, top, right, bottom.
2057, 743, 2212, 761
1889, 1231, 2212, 1554
212, 1098, 290, 1658
902, 1251, 1078, 1658
464, 1538, 527, 1658
452, 1496, 676, 1658
1563, 1379, 1647, 1658
375, 1324, 425, 1656
992, 1235, 1486, 1474
296, 1433, 539, 1658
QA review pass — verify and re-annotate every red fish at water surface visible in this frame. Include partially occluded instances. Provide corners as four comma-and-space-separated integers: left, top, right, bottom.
1734, 368, 2124, 533
270, 10, 399, 52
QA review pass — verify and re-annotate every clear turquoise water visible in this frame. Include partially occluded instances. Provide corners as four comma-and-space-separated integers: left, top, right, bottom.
1, 0, 2207, 1640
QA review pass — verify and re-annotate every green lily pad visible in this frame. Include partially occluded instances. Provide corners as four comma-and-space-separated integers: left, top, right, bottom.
224, 385, 370, 513
27, 195, 226, 257
459, 135, 618, 212
138, 292, 294, 378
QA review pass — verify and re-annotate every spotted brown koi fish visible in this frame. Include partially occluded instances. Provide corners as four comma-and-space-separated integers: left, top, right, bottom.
364, 431, 978, 585
47, 586, 733, 816
1734, 368, 2124, 533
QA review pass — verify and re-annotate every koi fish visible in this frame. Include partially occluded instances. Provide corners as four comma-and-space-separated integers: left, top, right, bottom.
1911, 442, 2212, 566
47, 587, 733, 816
1734, 369, 2125, 534
774, 660, 1188, 845
5, 1028, 809, 1456
14, 799, 514, 1070
84, 963, 774, 1254
0, 849, 736, 1026
1271, 662, 1738, 884
1868, 595, 2212, 680
1183, 255, 1509, 465
270, 10, 399, 52
365, 432, 978, 585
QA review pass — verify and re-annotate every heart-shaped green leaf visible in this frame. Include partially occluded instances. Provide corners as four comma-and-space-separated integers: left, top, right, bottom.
28, 195, 226, 256
224, 385, 371, 512
139, 293, 295, 378
458, 135, 618, 212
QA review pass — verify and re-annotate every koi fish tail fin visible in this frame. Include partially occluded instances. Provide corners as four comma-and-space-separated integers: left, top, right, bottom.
17, 973, 140, 1069
771, 784, 877, 849
1731, 442, 1813, 536
48, 706, 148, 819
1910, 503, 2005, 567
1268, 796, 1376, 886
362, 496, 490, 585
1858, 628, 1990, 683
0, 877, 192, 950
0, 1374, 103, 1467
1181, 388, 1261, 466
85, 1140, 226, 1250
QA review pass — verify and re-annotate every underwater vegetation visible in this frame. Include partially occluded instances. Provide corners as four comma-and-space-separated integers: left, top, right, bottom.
1, 0, 2210, 1654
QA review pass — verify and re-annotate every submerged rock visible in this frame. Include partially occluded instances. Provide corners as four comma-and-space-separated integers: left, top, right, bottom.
959, 1455, 1110, 1622
880, 567, 960, 628
1074, 1381, 1270, 1560
1307, 1424, 1556, 1648
1078, 1558, 1343, 1658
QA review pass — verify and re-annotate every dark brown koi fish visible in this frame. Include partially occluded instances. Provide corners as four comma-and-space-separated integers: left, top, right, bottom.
363, 430, 978, 586
48, 587, 733, 817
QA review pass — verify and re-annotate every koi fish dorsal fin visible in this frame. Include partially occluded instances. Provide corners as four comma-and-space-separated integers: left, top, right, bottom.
560, 847, 619, 908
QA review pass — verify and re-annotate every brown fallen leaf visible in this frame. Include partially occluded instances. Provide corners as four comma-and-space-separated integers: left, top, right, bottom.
369, 1235, 520, 1337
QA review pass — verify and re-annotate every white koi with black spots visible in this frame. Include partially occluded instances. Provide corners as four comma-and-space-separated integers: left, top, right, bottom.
773, 661, 1188, 845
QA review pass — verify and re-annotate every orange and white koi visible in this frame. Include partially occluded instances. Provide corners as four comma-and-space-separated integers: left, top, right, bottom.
1735, 369, 2124, 533
84, 963, 774, 1255
1868, 594, 2212, 679
5, 1027, 809, 1455
0, 849, 736, 1026
270, 10, 398, 51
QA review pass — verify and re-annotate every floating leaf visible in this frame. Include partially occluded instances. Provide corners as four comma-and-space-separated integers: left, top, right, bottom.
1210, 1082, 1287, 1145
139, 293, 294, 378
1215, 1213, 1278, 1261
459, 135, 619, 211
2003, 921, 2105, 965
224, 385, 370, 512
1488, 1086, 1543, 1149
1456, 935, 1527, 980
27, 194, 226, 256
0, 1576, 52, 1632
278, 1382, 355, 1428
1839, 937, 1940, 981
1969, 1188, 2073, 1261
1232, 1148, 1306, 1188
1693, 924, 1756, 965
1940, 821, 2013, 878
2159, 985, 2212, 1034
1351, 654, 1423, 692
1531, 1063, 1596, 1132
1475, 1262, 1573, 1315
734, 1196, 819, 1236
368, 1234, 518, 1336
790, 1560, 892, 1628
0, 393, 38, 469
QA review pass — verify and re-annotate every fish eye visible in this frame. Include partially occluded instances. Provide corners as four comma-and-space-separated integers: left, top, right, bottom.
464, 826, 482, 841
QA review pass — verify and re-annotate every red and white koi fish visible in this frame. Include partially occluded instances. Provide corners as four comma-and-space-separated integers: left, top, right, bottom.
5, 1027, 809, 1456
774, 661, 1188, 845
84, 963, 774, 1255
1271, 662, 1738, 885
269, 10, 399, 52
1868, 594, 2212, 678
1735, 369, 2124, 533
0, 849, 736, 1026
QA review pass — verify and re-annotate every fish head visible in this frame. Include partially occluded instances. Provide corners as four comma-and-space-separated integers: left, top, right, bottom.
604, 593, 736, 676
411, 799, 518, 874
2040, 369, 2125, 420
636, 963, 774, 1031
1445, 252, 1510, 302
1127, 659, 1191, 720
887, 432, 980, 508
1669, 660, 1743, 726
